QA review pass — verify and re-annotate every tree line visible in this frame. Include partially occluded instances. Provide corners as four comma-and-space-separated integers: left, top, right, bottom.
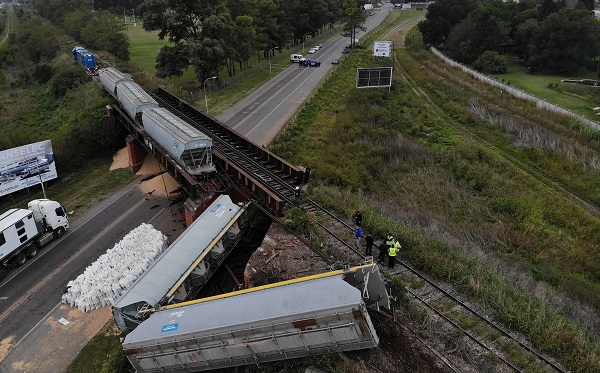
138, 0, 366, 82
418, 0, 600, 74
26, 0, 368, 83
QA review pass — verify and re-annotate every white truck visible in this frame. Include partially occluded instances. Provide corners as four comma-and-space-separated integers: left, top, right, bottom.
0, 199, 69, 268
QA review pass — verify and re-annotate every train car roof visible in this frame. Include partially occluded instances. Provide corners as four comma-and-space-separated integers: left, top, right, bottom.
113, 195, 242, 312
116, 81, 158, 107
142, 107, 212, 154
123, 274, 363, 347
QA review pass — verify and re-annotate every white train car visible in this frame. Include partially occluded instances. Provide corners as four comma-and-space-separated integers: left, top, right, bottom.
142, 107, 215, 175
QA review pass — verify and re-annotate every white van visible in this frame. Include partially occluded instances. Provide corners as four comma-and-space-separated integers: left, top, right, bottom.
290, 54, 306, 63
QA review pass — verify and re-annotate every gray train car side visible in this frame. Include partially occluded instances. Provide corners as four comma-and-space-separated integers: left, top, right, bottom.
123, 275, 379, 372
116, 80, 159, 123
112, 195, 246, 331
142, 107, 216, 175
98, 67, 131, 98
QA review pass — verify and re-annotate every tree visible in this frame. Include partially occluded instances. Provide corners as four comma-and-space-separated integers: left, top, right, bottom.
341, 0, 366, 50
530, 8, 600, 73
445, 8, 508, 64
80, 12, 130, 60
472, 51, 507, 74
418, 0, 478, 46
141, 0, 233, 81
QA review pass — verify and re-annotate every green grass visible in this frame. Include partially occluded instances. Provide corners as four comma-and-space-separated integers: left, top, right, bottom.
65, 321, 132, 373
270, 17, 600, 373
492, 59, 600, 118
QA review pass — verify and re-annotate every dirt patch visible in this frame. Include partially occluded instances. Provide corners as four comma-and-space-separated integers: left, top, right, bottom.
245, 224, 331, 286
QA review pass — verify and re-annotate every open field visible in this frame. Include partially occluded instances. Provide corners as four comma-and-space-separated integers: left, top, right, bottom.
271, 16, 600, 373
492, 59, 600, 119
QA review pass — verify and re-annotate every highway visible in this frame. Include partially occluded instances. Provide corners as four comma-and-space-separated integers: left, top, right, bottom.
0, 5, 395, 372
0, 184, 178, 370
219, 3, 393, 146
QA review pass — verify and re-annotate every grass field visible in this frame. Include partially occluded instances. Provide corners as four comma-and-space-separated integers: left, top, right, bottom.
492, 59, 600, 119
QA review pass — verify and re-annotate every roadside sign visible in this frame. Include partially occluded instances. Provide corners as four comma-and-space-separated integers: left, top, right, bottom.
373, 41, 392, 57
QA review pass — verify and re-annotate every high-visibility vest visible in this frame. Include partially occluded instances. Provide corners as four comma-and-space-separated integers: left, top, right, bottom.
386, 235, 394, 247
389, 241, 400, 257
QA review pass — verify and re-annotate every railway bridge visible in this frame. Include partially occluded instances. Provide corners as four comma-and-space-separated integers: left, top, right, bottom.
108, 87, 310, 221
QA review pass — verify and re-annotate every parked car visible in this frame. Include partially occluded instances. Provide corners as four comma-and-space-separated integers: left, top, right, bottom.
342, 48, 351, 54
314, 45, 320, 51
308, 47, 316, 54
331, 58, 339, 64
303, 59, 321, 67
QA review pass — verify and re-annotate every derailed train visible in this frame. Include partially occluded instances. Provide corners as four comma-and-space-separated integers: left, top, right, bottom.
98, 66, 216, 176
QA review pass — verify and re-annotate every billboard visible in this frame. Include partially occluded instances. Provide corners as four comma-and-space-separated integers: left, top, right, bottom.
0, 140, 58, 197
356, 67, 393, 89
373, 41, 392, 57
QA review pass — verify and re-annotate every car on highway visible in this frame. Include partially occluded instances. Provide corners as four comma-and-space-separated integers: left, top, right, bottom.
302, 59, 321, 67
308, 47, 316, 54
332, 58, 339, 64
314, 45, 320, 51
342, 48, 351, 54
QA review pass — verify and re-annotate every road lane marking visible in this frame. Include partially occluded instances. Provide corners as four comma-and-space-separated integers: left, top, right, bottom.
0, 185, 140, 287
0, 197, 148, 324
2, 206, 166, 364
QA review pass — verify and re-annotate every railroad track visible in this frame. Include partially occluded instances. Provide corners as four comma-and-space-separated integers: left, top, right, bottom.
391, 260, 566, 372
154, 90, 365, 263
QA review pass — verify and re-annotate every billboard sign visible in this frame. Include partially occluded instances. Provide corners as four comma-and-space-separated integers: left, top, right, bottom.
373, 41, 392, 57
0, 140, 58, 197
356, 67, 393, 89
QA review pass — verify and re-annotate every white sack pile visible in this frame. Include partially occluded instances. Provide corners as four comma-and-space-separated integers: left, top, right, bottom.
62, 223, 168, 312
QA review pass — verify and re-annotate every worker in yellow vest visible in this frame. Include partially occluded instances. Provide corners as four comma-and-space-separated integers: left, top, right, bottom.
380, 234, 394, 265
388, 239, 400, 269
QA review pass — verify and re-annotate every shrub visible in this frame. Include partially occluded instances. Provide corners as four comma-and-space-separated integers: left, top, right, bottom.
472, 51, 507, 74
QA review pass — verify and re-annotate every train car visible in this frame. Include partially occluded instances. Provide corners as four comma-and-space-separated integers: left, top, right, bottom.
72, 46, 98, 76
98, 67, 132, 98
122, 272, 381, 372
115, 80, 159, 123
142, 107, 216, 175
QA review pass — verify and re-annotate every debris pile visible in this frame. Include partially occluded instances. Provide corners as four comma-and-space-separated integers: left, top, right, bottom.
61, 223, 168, 312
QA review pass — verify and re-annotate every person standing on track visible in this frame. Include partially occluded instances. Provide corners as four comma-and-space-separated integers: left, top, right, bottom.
294, 186, 301, 205
352, 211, 363, 226
365, 232, 374, 257
380, 233, 394, 265
388, 239, 400, 269
355, 225, 363, 249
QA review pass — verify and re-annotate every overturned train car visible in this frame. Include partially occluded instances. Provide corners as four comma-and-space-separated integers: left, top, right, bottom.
123, 265, 389, 372
112, 195, 251, 331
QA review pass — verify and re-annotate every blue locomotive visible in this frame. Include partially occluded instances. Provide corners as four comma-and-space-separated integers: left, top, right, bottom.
72, 46, 99, 76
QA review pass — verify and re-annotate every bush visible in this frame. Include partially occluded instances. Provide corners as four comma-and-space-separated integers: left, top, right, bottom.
472, 51, 507, 74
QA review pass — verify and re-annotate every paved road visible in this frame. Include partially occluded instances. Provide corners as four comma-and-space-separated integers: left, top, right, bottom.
0, 183, 178, 370
219, 4, 393, 146
0, 5, 396, 371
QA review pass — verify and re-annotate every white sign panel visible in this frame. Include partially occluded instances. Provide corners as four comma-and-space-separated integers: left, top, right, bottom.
0, 140, 58, 197
373, 41, 392, 57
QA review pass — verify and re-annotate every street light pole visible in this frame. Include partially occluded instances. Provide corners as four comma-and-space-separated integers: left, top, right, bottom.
132, 9, 135, 25
268, 46, 280, 76
302, 33, 310, 54
203, 76, 217, 114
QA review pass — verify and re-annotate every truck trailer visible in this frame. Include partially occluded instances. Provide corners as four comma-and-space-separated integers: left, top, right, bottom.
0, 199, 69, 268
